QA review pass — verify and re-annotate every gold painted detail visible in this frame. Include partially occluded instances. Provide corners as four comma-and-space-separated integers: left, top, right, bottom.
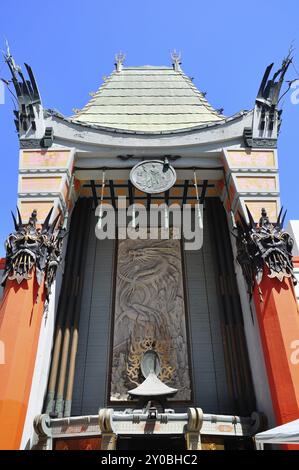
127, 330, 174, 386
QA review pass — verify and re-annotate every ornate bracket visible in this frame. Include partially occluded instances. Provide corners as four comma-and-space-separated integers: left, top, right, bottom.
99, 408, 117, 450
1, 208, 65, 298
32, 414, 52, 450
185, 407, 203, 450
234, 206, 296, 297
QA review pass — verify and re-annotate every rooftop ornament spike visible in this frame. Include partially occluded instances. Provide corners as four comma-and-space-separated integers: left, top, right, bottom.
1, 208, 66, 298
234, 207, 297, 298
256, 50, 293, 108
115, 52, 125, 72
2, 40, 43, 136
171, 49, 182, 72
245, 50, 294, 148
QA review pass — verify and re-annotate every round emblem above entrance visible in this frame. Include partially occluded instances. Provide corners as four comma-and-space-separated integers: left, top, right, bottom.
130, 160, 177, 194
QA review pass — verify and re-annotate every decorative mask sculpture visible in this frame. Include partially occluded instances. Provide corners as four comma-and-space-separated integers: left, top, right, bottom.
1, 207, 65, 297
235, 206, 296, 296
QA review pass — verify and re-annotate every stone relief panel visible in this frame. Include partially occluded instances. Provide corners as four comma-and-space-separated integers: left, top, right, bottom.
110, 237, 191, 401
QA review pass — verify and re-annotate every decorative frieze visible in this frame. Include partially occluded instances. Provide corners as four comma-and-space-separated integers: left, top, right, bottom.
20, 139, 43, 149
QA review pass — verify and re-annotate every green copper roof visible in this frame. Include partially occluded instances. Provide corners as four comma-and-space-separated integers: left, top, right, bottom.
71, 65, 225, 133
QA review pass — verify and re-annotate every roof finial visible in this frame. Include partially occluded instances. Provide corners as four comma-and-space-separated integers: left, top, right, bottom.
171, 50, 182, 72
2, 39, 21, 75
115, 51, 125, 72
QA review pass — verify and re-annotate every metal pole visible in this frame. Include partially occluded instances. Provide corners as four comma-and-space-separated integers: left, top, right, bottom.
97, 171, 106, 229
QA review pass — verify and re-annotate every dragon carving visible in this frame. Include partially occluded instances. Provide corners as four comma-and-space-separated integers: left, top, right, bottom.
111, 236, 191, 401
1, 207, 65, 298
235, 206, 296, 297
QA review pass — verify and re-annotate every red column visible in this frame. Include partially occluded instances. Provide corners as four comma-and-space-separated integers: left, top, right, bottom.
0, 268, 46, 449
253, 263, 299, 448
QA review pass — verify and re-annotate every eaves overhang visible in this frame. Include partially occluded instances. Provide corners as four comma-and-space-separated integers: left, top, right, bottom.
43, 108, 253, 153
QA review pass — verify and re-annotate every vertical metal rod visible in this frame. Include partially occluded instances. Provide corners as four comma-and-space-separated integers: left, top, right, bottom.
200, 180, 208, 204
163, 190, 169, 230
98, 171, 106, 229
165, 189, 170, 205
182, 180, 189, 206
193, 170, 199, 201
90, 180, 98, 209
128, 181, 135, 227
147, 193, 151, 211
194, 170, 203, 229
109, 180, 116, 209
128, 180, 134, 205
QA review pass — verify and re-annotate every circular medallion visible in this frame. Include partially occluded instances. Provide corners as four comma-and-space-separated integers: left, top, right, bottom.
130, 160, 176, 194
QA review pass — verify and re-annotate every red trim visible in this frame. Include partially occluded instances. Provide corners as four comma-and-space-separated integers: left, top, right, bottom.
0, 259, 5, 270
0, 271, 46, 449
253, 269, 299, 449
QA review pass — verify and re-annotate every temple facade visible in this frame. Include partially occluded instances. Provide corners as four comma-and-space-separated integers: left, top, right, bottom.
0, 50, 299, 450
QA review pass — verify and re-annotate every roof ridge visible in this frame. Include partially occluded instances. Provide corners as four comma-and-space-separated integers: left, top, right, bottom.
122, 65, 173, 69
72, 70, 117, 118
178, 69, 224, 118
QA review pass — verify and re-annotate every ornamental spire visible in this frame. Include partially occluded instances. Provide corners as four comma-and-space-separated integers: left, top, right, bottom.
171, 49, 182, 72
115, 51, 125, 72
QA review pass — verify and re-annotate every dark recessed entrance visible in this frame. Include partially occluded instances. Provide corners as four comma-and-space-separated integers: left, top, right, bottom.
117, 435, 186, 451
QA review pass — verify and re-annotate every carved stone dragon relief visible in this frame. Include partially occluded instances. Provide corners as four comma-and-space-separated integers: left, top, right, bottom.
1, 208, 65, 298
111, 236, 191, 401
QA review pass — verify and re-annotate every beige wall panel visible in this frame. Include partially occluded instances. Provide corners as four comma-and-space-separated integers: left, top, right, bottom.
20, 176, 62, 193
227, 150, 275, 168
19, 200, 57, 222
236, 176, 277, 192
20, 150, 71, 169
244, 200, 278, 222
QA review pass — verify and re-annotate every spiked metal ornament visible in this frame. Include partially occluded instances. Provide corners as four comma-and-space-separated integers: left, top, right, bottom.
234, 206, 296, 297
1, 208, 65, 298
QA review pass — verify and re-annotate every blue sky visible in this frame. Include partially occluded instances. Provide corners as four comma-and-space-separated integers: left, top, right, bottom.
0, 0, 299, 256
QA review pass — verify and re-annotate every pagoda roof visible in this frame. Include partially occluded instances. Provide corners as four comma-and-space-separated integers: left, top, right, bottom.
128, 372, 178, 398
70, 65, 225, 133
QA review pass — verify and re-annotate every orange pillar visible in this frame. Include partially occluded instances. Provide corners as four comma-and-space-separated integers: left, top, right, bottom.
0, 268, 46, 449
253, 264, 299, 447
